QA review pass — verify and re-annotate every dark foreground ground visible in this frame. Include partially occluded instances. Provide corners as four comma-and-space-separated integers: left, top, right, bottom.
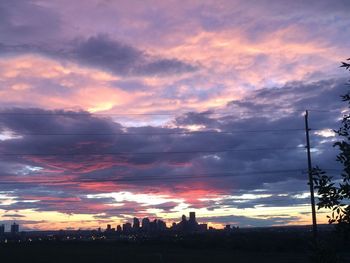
1, 231, 349, 263
0, 243, 310, 263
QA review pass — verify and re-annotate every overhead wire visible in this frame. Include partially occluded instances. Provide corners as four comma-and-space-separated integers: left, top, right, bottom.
0, 108, 345, 117
4, 128, 307, 136
0, 146, 306, 156
0, 169, 342, 185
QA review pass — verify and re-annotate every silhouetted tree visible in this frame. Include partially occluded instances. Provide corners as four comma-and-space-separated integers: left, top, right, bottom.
340, 59, 350, 71
313, 58, 350, 236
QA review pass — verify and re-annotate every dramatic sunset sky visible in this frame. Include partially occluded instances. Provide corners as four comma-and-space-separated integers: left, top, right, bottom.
0, 0, 349, 230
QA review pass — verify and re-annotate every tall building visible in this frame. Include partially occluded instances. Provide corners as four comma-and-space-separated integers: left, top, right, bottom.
122, 222, 132, 233
198, 224, 208, 232
157, 219, 166, 231
11, 222, 19, 235
149, 220, 157, 232
133, 217, 140, 230
0, 224, 4, 235
188, 212, 198, 232
189, 212, 196, 222
142, 218, 150, 231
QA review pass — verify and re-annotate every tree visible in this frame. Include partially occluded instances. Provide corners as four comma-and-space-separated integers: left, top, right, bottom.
340, 59, 350, 71
313, 58, 350, 236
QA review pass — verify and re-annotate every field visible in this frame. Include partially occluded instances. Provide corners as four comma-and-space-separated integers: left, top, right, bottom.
0, 242, 310, 263
1, 231, 350, 263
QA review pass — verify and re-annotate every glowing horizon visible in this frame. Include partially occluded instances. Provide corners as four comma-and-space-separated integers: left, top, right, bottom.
0, 0, 349, 230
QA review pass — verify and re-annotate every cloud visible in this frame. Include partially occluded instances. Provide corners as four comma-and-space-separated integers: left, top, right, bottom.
198, 214, 300, 227
71, 35, 198, 76
0, 76, 347, 223
0, 0, 348, 229
0, 35, 198, 77
0, 0, 348, 120
2, 213, 25, 218
0, 0, 61, 44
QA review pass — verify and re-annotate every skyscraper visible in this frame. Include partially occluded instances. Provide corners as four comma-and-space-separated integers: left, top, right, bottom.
189, 212, 196, 223
142, 218, 150, 231
122, 222, 132, 233
0, 224, 4, 235
133, 217, 140, 230
188, 212, 198, 232
11, 222, 19, 235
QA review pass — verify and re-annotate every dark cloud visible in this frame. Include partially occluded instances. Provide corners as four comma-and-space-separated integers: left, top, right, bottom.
70, 35, 142, 75
70, 35, 197, 76
0, 77, 347, 221
0, 0, 348, 229
2, 214, 25, 218
227, 78, 348, 116
0, 35, 198, 76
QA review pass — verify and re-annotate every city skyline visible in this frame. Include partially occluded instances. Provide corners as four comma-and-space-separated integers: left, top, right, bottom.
0, 0, 350, 230
0, 212, 232, 233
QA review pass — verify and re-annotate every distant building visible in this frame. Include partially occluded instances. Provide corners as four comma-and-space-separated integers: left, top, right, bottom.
189, 212, 196, 222
198, 224, 208, 232
175, 212, 199, 232
11, 222, 19, 235
122, 222, 132, 233
188, 212, 198, 232
156, 219, 166, 231
224, 225, 231, 231
105, 224, 115, 233
149, 220, 157, 232
133, 217, 140, 230
0, 224, 4, 235
142, 218, 150, 231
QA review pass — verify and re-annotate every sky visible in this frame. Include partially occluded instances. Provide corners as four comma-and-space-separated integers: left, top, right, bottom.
0, 0, 350, 231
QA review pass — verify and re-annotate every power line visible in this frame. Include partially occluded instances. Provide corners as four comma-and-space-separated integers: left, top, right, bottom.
0, 169, 342, 185
4, 128, 306, 136
0, 146, 305, 156
0, 108, 345, 117
0, 168, 341, 185
0, 110, 296, 116
307, 109, 346, 113
0, 169, 305, 185
77, 169, 304, 183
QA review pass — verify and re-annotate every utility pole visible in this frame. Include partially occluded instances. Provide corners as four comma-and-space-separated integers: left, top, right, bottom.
304, 110, 317, 239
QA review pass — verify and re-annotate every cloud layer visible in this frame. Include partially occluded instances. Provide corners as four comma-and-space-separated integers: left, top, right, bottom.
0, 77, 347, 229
0, 0, 349, 229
